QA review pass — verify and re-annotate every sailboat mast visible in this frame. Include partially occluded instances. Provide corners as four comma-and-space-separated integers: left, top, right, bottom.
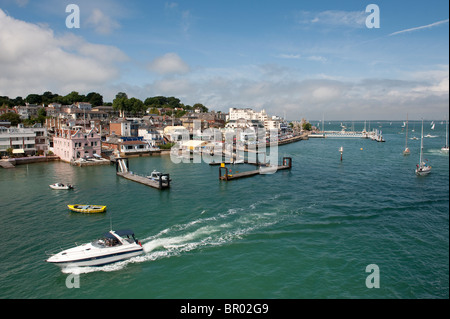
446, 118, 448, 148
405, 113, 409, 148
419, 119, 424, 164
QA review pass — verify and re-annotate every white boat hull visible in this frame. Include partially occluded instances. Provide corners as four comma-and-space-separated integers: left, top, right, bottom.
415, 167, 432, 176
46, 230, 144, 268
47, 249, 143, 267
49, 184, 73, 190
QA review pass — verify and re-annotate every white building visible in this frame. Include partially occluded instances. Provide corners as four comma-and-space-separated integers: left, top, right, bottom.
138, 126, 164, 147
227, 108, 269, 123
0, 124, 46, 156
75, 102, 92, 110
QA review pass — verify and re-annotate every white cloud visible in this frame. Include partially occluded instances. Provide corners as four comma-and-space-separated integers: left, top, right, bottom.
0, 9, 127, 97
389, 19, 449, 36
110, 62, 448, 120
165, 2, 178, 10
148, 64, 447, 120
276, 53, 327, 63
85, 8, 120, 35
298, 10, 366, 28
277, 54, 301, 59
14, 0, 28, 7
181, 10, 192, 35
147, 53, 190, 75
307, 55, 327, 63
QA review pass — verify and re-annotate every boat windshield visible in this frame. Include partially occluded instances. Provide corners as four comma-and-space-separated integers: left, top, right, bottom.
92, 237, 122, 248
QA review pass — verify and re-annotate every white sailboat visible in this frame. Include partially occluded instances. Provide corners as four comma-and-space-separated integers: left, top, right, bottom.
442, 118, 449, 153
415, 119, 431, 176
431, 121, 435, 130
403, 114, 410, 155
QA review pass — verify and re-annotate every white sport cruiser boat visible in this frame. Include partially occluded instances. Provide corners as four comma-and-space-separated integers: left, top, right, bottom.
49, 183, 73, 190
46, 230, 144, 267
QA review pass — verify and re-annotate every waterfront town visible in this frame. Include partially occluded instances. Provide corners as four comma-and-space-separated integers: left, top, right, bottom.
0, 93, 311, 167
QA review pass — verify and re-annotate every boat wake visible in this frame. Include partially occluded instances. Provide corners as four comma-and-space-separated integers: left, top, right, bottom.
426, 149, 450, 156
62, 194, 285, 274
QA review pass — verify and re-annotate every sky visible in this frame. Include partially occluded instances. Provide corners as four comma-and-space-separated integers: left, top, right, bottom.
0, 0, 448, 120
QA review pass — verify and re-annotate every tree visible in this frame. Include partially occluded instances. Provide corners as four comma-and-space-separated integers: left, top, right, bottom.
0, 112, 21, 126
25, 94, 42, 105
174, 109, 187, 118
127, 97, 145, 116
12, 96, 25, 106
193, 103, 208, 113
64, 91, 85, 104
167, 97, 181, 108
0, 96, 13, 108
41, 91, 59, 105
6, 147, 13, 157
112, 92, 128, 117
302, 122, 312, 131
36, 107, 47, 124
85, 92, 103, 107
148, 107, 159, 115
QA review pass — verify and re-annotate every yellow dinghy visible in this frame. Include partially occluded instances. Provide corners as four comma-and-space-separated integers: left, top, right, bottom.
68, 204, 107, 213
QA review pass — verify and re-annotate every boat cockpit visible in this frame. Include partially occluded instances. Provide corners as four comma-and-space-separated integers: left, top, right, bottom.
92, 230, 139, 248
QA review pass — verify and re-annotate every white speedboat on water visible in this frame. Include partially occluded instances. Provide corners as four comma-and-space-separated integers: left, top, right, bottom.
46, 230, 144, 267
49, 183, 73, 190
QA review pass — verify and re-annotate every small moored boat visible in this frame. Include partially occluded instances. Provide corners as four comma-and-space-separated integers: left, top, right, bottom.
68, 204, 107, 213
147, 170, 170, 182
259, 165, 278, 174
415, 119, 432, 176
46, 229, 144, 267
50, 183, 73, 190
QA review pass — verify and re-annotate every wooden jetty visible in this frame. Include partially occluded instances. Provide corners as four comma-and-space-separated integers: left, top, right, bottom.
219, 157, 292, 181
115, 158, 170, 189
116, 171, 170, 189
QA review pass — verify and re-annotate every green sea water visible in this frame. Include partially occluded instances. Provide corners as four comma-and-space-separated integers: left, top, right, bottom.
0, 121, 448, 299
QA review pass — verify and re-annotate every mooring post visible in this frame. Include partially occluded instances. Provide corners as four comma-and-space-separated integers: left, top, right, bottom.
282, 157, 292, 169
219, 164, 228, 181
